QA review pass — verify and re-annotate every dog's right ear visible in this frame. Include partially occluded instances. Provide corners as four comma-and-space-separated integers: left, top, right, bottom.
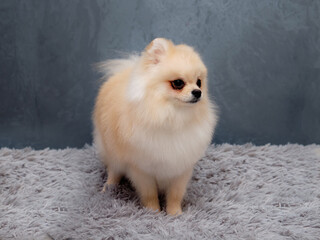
144, 38, 173, 65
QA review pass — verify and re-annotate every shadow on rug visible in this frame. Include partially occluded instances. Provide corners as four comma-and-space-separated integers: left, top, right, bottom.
0, 144, 319, 239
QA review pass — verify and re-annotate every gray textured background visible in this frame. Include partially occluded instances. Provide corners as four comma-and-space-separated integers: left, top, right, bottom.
1, 0, 319, 149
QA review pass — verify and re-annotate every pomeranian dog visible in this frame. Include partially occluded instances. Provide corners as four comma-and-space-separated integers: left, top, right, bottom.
93, 38, 217, 215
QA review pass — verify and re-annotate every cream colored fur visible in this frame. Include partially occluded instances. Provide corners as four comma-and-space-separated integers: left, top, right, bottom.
93, 38, 218, 215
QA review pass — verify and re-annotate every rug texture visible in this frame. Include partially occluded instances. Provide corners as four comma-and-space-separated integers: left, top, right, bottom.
0, 144, 319, 240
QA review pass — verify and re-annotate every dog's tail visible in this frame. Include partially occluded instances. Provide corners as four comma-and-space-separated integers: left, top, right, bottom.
95, 54, 140, 78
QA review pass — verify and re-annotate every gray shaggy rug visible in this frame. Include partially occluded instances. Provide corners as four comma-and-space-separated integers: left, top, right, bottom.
0, 144, 320, 240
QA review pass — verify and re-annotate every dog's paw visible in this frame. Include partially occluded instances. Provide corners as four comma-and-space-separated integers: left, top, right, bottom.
166, 206, 182, 216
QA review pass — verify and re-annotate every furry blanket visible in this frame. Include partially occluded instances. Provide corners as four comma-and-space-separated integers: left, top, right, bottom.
1, 144, 319, 239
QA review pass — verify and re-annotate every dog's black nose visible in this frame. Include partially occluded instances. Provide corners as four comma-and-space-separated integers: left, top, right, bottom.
191, 89, 202, 99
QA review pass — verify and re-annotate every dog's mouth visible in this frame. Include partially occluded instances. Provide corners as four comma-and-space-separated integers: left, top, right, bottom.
176, 97, 200, 105
188, 98, 200, 104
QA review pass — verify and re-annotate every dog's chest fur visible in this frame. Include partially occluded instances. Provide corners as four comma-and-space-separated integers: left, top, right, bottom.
128, 119, 212, 179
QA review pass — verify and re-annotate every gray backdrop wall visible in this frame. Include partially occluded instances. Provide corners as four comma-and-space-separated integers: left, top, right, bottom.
1, 0, 319, 149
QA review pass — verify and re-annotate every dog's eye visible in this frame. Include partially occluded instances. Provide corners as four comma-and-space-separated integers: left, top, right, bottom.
171, 79, 185, 90
197, 79, 201, 88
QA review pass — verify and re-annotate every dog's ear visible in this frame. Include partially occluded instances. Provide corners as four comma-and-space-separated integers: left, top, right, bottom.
144, 38, 173, 65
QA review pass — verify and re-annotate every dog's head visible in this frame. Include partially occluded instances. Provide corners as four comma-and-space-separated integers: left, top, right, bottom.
128, 38, 208, 107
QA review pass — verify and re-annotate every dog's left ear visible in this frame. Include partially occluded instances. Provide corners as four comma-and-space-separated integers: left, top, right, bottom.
144, 38, 173, 65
